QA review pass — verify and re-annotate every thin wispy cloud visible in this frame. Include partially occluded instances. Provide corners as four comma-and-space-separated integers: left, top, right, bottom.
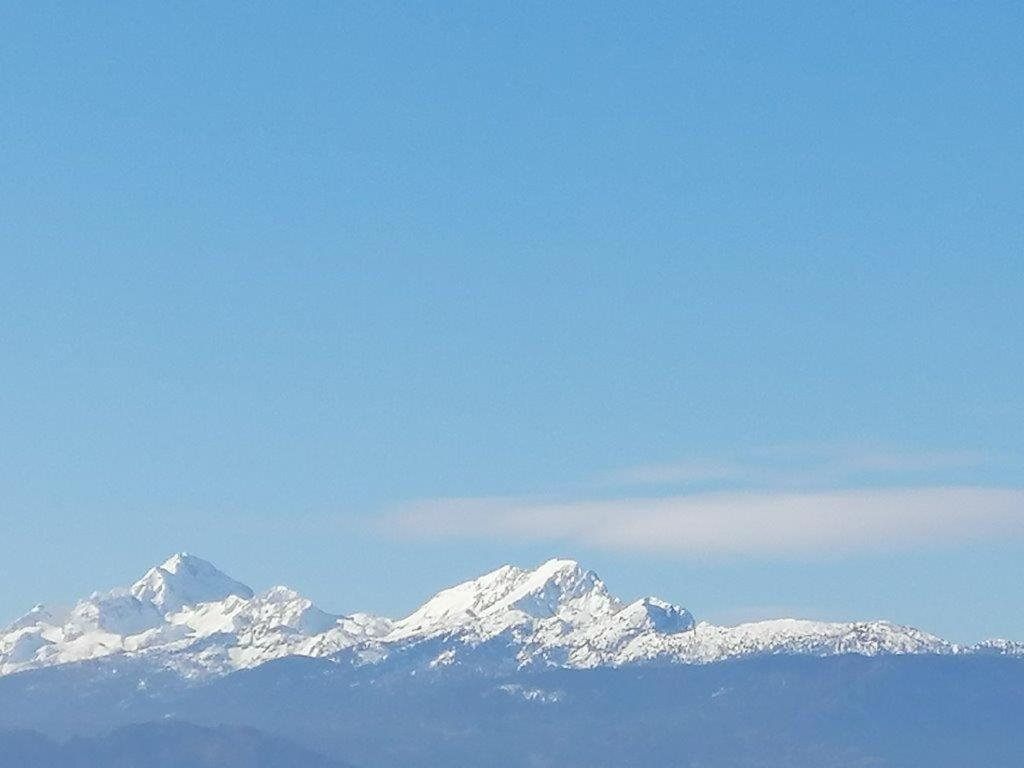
386, 486, 1024, 557
385, 447, 1015, 557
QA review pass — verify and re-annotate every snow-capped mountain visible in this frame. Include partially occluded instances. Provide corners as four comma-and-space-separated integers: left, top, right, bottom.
0, 554, 1019, 679
130, 553, 254, 614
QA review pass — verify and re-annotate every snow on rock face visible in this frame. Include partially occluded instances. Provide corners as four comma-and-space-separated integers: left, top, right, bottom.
0, 554, 388, 678
393, 564, 528, 633
968, 638, 1024, 657
65, 592, 164, 638
615, 598, 695, 635
671, 619, 954, 663
389, 559, 688, 670
502, 559, 621, 624
394, 558, 621, 640
0, 554, 1010, 682
130, 553, 254, 614
2, 604, 69, 634
169, 587, 339, 639
0, 627, 53, 665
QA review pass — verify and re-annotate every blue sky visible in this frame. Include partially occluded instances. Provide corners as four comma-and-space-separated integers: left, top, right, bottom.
1, 2, 1022, 643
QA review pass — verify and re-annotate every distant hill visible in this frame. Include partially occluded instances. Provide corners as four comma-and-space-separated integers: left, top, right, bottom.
0, 722, 347, 768
1, 653, 1022, 767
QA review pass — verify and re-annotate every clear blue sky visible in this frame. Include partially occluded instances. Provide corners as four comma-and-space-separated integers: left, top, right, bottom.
2, 2, 1022, 643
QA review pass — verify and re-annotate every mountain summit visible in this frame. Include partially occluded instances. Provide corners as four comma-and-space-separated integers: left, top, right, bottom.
1, 554, 1020, 680
130, 553, 255, 614
392, 558, 622, 640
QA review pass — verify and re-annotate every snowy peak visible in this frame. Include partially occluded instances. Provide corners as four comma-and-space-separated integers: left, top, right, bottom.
243, 586, 339, 635
65, 592, 164, 638
130, 553, 254, 614
0, 554, 387, 678
500, 558, 621, 623
2, 604, 68, 634
616, 597, 695, 635
395, 558, 621, 638
397, 564, 527, 631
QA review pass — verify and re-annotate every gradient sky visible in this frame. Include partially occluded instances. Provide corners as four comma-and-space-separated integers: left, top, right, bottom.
2, 2, 1022, 644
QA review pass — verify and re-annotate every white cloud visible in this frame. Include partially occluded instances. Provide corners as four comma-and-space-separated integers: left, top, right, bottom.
386, 486, 1024, 557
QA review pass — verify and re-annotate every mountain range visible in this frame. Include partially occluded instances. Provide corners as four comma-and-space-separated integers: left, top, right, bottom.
3, 552, 1021, 681
3, 554, 1024, 767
